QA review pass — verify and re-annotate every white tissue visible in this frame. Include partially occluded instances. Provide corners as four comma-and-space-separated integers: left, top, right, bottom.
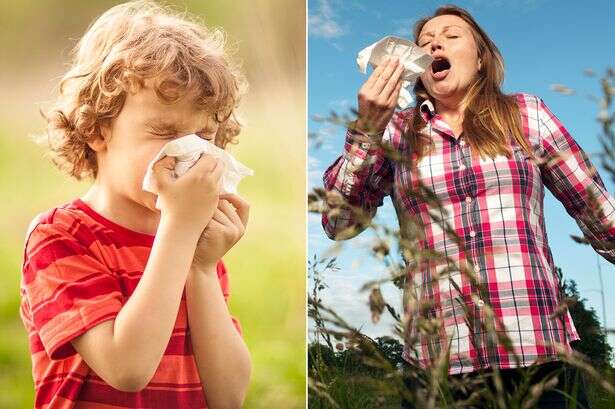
356, 36, 434, 109
142, 134, 254, 209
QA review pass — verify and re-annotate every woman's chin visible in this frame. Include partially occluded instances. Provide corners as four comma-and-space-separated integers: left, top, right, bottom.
430, 80, 466, 98
430, 85, 455, 98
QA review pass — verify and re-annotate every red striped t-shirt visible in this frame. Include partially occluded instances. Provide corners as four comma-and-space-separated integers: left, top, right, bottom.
19, 197, 242, 408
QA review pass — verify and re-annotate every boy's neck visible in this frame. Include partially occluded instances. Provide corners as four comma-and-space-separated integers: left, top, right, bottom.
81, 181, 161, 236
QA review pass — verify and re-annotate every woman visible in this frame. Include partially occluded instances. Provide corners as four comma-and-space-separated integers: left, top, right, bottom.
321, 4, 615, 408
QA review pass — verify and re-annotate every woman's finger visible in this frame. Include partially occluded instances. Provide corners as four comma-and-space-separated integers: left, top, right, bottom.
381, 63, 405, 102
364, 56, 390, 89
370, 57, 399, 95
386, 79, 403, 107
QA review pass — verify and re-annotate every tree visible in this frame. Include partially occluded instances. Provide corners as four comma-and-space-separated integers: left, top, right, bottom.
556, 266, 613, 369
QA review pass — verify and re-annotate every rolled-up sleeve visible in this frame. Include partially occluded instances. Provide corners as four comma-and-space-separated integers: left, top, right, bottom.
322, 124, 394, 240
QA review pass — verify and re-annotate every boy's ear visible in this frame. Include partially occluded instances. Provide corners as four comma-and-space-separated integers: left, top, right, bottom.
87, 125, 110, 152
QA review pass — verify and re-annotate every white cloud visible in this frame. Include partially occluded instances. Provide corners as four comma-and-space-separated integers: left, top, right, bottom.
309, 0, 344, 39
308, 255, 405, 339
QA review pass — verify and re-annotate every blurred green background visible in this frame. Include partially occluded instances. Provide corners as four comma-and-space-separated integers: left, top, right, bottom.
0, 1, 305, 408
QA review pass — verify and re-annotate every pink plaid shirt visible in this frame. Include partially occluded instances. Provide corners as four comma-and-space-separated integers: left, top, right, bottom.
322, 92, 615, 375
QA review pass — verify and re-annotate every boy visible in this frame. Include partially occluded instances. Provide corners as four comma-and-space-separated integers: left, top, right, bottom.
19, 1, 251, 408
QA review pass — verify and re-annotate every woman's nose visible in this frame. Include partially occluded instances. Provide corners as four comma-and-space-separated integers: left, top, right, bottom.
430, 37, 443, 53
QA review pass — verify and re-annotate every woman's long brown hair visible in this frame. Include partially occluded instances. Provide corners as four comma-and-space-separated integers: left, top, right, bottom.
406, 4, 535, 162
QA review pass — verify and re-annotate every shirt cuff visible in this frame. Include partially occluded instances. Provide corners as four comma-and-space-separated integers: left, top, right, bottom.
344, 128, 384, 157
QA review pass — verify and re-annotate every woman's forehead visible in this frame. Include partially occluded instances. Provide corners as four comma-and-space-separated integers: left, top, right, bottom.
419, 15, 471, 36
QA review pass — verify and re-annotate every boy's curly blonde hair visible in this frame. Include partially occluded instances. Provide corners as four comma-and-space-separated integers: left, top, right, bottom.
42, 0, 248, 181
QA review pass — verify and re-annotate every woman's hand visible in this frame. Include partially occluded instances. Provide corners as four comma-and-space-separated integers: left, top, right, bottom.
191, 193, 250, 275
355, 56, 405, 136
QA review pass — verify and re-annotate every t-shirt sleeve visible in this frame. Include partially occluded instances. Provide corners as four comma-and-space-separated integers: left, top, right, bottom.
22, 220, 124, 360
216, 259, 243, 336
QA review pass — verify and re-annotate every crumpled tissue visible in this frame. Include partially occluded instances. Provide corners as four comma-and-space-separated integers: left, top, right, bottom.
357, 36, 434, 109
142, 133, 254, 209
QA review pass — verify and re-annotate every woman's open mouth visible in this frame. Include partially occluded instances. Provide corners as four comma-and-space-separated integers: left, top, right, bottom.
431, 58, 451, 81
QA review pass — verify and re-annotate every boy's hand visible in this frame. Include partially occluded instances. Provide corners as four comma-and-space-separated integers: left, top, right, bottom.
149, 154, 224, 235
192, 193, 250, 275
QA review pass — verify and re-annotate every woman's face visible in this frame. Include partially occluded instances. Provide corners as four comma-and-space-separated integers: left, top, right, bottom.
417, 14, 482, 105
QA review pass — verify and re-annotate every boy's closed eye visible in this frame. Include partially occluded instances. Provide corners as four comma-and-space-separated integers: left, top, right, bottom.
147, 125, 216, 141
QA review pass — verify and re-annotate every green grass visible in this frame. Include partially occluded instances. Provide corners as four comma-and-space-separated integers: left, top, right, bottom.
307, 337, 615, 409
309, 365, 615, 409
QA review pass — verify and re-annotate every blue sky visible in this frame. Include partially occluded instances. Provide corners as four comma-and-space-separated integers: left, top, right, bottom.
307, 0, 615, 350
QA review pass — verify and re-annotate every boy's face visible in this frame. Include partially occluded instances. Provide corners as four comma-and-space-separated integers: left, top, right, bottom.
94, 79, 219, 213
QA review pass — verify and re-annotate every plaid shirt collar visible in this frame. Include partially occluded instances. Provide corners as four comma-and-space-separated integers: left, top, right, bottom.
417, 98, 461, 141
419, 98, 436, 122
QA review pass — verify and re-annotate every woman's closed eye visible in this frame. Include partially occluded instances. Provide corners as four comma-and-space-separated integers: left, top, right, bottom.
419, 36, 459, 47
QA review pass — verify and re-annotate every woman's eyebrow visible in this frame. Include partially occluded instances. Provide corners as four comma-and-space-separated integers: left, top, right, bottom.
420, 25, 463, 38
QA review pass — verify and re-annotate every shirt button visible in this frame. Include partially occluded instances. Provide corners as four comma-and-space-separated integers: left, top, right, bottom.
469, 230, 476, 238
459, 164, 466, 171
477, 300, 485, 307
474, 264, 480, 272
459, 140, 465, 146
465, 196, 472, 203
360, 142, 371, 150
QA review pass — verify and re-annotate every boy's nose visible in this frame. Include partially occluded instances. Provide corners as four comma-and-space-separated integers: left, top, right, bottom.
153, 155, 176, 171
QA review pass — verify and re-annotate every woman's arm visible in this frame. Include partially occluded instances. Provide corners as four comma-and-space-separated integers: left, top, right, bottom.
535, 95, 615, 263
322, 58, 405, 241
322, 125, 394, 240
185, 267, 251, 409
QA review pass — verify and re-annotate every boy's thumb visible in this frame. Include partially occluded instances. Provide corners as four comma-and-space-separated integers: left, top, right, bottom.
150, 155, 176, 191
